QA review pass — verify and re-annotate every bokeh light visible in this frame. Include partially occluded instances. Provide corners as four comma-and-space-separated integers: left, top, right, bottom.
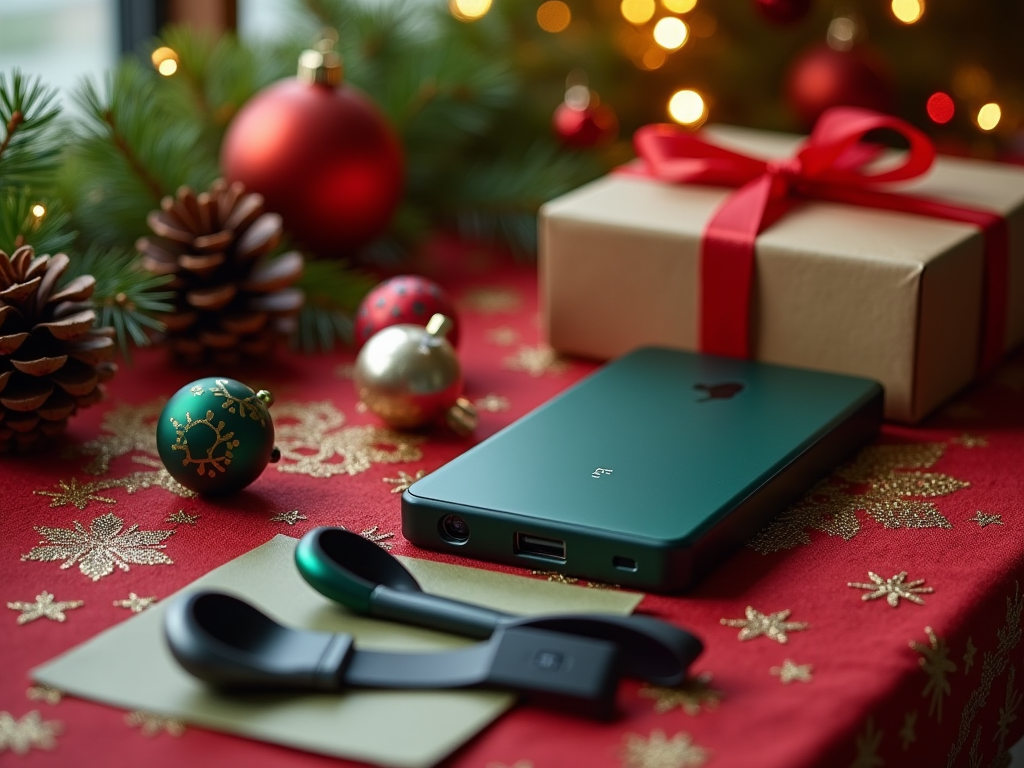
977, 103, 1002, 131
621, 0, 656, 25
668, 89, 706, 125
891, 0, 924, 24
827, 17, 856, 52
926, 92, 955, 124
642, 48, 667, 70
150, 46, 179, 77
537, 1, 572, 33
31, 204, 46, 218
653, 17, 688, 50
449, 0, 492, 22
662, 0, 697, 12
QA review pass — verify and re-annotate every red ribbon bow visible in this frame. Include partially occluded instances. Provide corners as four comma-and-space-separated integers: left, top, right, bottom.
633, 107, 1009, 370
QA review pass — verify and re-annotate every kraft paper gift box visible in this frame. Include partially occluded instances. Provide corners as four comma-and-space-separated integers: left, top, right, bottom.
539, 121, 1024, 422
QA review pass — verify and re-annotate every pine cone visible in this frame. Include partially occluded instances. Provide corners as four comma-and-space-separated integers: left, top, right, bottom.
0, 245, 117, 453
137, 180, 304, 366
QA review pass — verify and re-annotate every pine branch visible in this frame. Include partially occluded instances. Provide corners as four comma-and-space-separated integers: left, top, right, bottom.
294, 258, 376, 351
0, 70, 61, 191
0, 190, 75, 256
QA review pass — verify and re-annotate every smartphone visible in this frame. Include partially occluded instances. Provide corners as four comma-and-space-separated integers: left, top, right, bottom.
402, 347, 882, 592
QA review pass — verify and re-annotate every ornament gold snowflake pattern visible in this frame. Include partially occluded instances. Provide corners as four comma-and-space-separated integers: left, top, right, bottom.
720, 606, 808, 644
770, 659, 813, 684
0, 710, 61, 755
26, 685, 63, 706
847, 571, 933, 607
21, 511, 174, 581
899, 711, 917, 751
168, 410, 240, 478
622, 730, 709, 768
125, 710, 186, 737
851, 718, 883, 768
749, 442, 966, 553
34, 478, 116, 509
383, 469, 426, 494
461, 287, 520, 314
503, 345, 569, 377
639, 672, 721, 715
269, 510, 307, 526
7, 591, 83, 624
969, 511, 1003, 528
165, 510, 199, 525
210, 379, 268, 426
114, 593, 157, 613
910, 626, 956, 722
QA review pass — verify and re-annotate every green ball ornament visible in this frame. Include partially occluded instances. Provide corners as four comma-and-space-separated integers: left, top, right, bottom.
157, 377, 279, 495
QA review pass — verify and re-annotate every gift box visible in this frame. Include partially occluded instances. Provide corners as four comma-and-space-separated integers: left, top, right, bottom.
539, 109, 1024, 422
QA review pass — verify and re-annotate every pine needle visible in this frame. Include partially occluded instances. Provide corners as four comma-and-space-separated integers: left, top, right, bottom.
0, 70, 61, 191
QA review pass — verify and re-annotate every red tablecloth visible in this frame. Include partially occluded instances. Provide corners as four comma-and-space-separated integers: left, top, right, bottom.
2, 243, 1022, 768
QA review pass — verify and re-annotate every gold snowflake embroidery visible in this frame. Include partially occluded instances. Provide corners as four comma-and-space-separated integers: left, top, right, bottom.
461, 287, 520, 313
639, 673, 721, 714
899, 711, 917, 751
851, 717, 883, 768
277, 423, 424, 478
622, 730, 709, 768
749, 442, 964, 553
98, 463, 196, 499
114, 593, 157, 613
770, 659, 813, 684
952, 433, 988, 448
359, 525, 395, 550
963, 637, 977, 673
848, 571, 933, 607
384, 470, 427, 494
25, 686, 63, 706
21, 512, 175, 581
269, 510, 307, 526
34, 479, 115, 510
165, 510, 199, 525
7, 592, 84, 625
503, 345, 568, 377
720, 606, 808, 644
910, 626, 956, 722
487, 327, 519, 346
0, 710, 61, 754
125, 711, 185, 737
475, 393, 510, 412
970, 511, 1003, 527
76, 401, 163, 475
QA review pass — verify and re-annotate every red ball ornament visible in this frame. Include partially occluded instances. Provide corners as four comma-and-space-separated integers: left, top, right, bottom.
754, 0, 812, 24
553, 100, 619, 149
221, 46, 403, 256
785, 44, 893, 127
355, 276, 460, 349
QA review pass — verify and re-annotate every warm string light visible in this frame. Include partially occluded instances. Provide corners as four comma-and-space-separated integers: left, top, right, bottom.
642, 48, 667, 70
653, 17, 688, 50
668, 89, 706, 126
621, 0, 656, 25
891, 0, 924, 24
449, 0, 492, 22
977, 103, 1002, 131
662, 0, 697, 12
537, 0, 571, 32
926, 92, 954, 124
827, 17, 856, 51
31, 204, 46, 218
150, 46, 179, 77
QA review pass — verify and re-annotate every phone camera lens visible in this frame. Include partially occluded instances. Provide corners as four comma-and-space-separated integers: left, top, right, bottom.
439, 514, 470, 543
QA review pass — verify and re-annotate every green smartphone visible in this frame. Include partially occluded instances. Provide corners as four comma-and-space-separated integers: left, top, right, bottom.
402, 347, 882, 592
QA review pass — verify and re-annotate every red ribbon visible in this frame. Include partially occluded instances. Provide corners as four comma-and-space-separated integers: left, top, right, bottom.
632, 107, 1009, 371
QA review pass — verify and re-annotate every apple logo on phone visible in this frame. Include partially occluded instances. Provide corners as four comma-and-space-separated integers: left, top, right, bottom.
694, 382, 745, 402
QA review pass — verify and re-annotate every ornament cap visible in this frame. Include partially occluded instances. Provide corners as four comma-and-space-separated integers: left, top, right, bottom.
298, 46, 343, 87
426, 313, 454, 339
257, 389, 275, 407
445, 397, 478, 436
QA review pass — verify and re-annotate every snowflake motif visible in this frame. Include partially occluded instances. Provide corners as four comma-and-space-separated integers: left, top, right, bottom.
461, 287, 521, 313
164, 510, 200, 525
0, 710, 61, 754
360, 525, 395, 550
969, 510, 1003, 528
851, 717, 883, 768
720, 606, 808, 644
486, 327, 519, 346
622, 730, 709, 768
21, 512, 175, 581
34, 479, 115, 510
25, 686, 63, 706
910, 626, 957, 722
639, 672, 721, 715
125, 711, 185, 737
113, 593, 157, 613
770, 659, 813, 684
269, 510, 307, 526
99, 463, 196, 499
475, 393, 510, 413
76, 401, 163, 475
7, 591, 84, 624
847, 571, 933, 607
503, 345, 568, 377
951, 433, 988, 448
383, 470, 427, 494
276, 419, 424, 478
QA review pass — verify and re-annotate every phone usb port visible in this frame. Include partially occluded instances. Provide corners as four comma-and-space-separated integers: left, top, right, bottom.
514, 533, 566, 563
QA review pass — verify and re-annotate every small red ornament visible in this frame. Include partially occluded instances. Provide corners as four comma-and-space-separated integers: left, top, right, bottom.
221, 43, 403, 256
553, 84, 618, 148
754, 0, 812, 24
355, 276, 460, 348
785, 44, 893, 127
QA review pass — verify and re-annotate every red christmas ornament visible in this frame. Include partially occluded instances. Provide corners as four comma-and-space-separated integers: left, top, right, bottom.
785, 44, 893, 127
355, 276, 460, 349
754, 0, 812, 24
553, 85, 618, 148
221, 44, 403, 256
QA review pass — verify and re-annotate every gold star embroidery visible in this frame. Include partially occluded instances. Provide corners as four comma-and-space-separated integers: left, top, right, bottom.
475, 393, 510, 412
910, 626, 956, 722
383, 470, 427, 494
749, 442, 965, 554
486, 327, 519, 346
847, 571, 933, 607
720, 606, 808, 644
76, 401, 163, 475
899, 711, 917, 751
461, 287, 520, 313
622, 730, 709, 768
114, 593, 157, 613
125, 711, 185, 737
0, 710, 61, 754
165, 510, 200, 525
503, 345, 568, 377
21, 512, 174, 581
360, 525, 395, 550
851, 717, 883, 768
269, 510, 307, 525
770, 659, 813, 684
26, 686, 63, 706
639, 673, 721, 715
963, 637, 977, 673
7, 592, 83, 625
970, 510, 1003, 527
34, 478, 116, 510
952, 433, 988, 448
